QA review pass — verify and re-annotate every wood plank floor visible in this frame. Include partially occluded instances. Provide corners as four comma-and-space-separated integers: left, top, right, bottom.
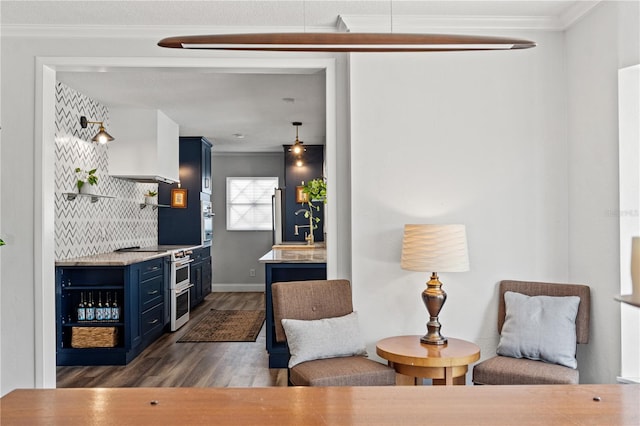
56, 292, 288, 388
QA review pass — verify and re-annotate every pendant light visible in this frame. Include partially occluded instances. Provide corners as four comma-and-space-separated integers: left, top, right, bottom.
289, 122, 305, 167
158, 32, 536, 52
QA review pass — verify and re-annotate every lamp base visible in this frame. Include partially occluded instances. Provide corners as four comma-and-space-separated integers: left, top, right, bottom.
420, 272, 448, 345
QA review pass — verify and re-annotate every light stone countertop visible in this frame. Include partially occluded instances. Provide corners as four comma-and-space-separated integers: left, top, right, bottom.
55, 244, 204, 267
258, 248, 327, 264
55, 251, 171, 266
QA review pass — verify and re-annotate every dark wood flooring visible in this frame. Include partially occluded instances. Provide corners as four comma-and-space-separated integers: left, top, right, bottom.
56, 292, 288, 388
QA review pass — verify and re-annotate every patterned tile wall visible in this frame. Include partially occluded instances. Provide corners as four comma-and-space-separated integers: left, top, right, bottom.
55, 82, 158, 260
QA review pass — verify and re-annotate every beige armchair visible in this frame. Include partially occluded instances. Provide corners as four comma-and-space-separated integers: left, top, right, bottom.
272, 279, 396, 386
473, 280, 590, 385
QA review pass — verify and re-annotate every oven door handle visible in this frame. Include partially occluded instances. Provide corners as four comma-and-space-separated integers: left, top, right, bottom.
176, 284, 195, 294
174, 259, 194, 267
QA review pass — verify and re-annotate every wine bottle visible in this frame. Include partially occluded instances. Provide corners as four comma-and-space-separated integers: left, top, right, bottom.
111, 293, 120, 322
77, 292, 86, 322
86, 292, 95, 321
96, 292, 104, 321
103, 292, 111, 321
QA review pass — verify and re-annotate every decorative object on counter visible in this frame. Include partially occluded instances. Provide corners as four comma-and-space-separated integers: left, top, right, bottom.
289, 122, 306, 167
171, 188, 188, 208
295, 178, 327, 245
401, 224, 469, 345
80, 115, 114, 144
144, 190, 158, 205
75, 167, 98, 194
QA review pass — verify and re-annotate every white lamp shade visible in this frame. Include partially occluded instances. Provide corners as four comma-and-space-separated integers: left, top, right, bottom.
401, 224, 469, 272
632, 237, 640, 296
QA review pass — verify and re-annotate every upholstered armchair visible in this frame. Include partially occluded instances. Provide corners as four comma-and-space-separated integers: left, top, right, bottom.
272, 279, 396, 386
473, 280, 590, 385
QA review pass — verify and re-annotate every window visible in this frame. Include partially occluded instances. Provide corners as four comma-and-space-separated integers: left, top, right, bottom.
226, 177, 278, 231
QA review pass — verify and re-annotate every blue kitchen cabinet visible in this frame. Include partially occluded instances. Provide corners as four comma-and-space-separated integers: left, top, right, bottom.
189, 245, 212, 308
158, 136, 213, 246
55, 257, 168, 366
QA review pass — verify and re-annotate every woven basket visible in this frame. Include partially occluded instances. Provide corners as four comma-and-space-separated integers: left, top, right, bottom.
71, 327, 118, 348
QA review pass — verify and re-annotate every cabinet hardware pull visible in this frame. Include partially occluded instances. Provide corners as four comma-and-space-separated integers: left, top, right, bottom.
148, 319, 159, 325
147, 290, 159, 295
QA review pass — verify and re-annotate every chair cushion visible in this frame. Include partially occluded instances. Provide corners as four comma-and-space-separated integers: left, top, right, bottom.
282, 312, 367, 368
497, 291, 580, 368
473, 355, 579, 385
290, 356, 396, 386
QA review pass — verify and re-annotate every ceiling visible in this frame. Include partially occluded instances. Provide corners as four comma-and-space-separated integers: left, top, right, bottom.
3, 1, 594, 152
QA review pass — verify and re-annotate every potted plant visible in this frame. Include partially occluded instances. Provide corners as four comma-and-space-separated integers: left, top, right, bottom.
300, 178, 327, 244
144, 190, 158, 205
0, 238, 5, 246
75, 168, 98, 195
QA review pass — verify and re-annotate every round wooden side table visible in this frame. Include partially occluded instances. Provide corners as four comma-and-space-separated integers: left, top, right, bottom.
376, 335, 481, 386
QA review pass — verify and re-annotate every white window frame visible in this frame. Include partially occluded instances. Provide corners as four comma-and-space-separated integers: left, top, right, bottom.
226, 177, 278, 231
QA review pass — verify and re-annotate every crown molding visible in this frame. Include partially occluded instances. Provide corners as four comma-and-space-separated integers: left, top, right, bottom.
338, 3, 602, 33
0, 24, 338, 39
2, 3, 603, 39
558, 1, 601, 29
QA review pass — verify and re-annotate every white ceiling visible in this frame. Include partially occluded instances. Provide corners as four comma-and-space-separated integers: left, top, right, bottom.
3, 1, 595, 152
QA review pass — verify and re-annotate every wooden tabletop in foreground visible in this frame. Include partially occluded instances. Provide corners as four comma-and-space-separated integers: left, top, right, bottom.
1, 385, 638, 425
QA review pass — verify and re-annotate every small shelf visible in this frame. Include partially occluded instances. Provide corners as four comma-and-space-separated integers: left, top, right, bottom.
61, 285, 123, 291
63, 322, 124, 327
139, 203, 170, 211
63, 193, 115, 203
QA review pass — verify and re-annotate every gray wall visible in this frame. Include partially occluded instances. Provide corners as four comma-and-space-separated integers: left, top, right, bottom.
211, 152, 284, 290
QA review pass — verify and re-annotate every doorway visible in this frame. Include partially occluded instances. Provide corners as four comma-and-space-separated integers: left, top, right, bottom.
36, 56, 339, 388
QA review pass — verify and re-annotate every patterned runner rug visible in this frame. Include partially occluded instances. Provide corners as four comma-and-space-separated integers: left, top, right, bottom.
177, 309, 265, 343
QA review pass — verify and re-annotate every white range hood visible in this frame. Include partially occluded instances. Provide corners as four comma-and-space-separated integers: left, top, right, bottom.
108, 108, 180, 183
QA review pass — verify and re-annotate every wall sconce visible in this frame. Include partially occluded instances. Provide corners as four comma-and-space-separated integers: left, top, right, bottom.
80, 116, 114, 144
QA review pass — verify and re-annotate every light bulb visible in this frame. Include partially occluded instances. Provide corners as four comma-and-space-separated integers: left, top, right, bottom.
292, 144, 302, 155
296, 159, 303, 167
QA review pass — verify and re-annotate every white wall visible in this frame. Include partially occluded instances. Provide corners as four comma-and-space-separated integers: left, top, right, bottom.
565, 0, 640, 383
349, 31, 572, 376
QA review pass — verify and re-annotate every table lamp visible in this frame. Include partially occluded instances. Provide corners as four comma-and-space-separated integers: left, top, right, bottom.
401, 224, 469, 345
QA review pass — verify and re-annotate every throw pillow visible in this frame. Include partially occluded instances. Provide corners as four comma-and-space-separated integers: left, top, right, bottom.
281, 312, 367, 368
497, 291, 580, 369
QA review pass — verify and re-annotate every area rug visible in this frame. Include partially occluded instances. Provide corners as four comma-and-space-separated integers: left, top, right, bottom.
177, 309, 265, 343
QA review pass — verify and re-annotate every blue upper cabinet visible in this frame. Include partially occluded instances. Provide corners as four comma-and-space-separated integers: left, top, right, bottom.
158, 137, 213, 245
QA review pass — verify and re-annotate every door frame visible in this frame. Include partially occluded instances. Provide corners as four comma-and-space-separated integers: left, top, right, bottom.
35, 56, 338, 387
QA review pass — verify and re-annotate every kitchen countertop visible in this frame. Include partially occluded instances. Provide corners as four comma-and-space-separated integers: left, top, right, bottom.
259, 248, 326, 264
55, 245, 205, 267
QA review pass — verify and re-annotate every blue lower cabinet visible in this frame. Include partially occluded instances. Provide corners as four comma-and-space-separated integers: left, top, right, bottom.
264, 263, 327, 368
56, 257, 169, 366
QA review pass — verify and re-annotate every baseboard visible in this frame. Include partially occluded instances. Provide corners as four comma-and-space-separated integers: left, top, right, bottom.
211, 283, 265, 292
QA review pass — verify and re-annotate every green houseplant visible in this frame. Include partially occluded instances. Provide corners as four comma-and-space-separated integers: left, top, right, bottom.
144, 190, 158, 204
300, 178, 327, 244
75, 168, 98, 194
